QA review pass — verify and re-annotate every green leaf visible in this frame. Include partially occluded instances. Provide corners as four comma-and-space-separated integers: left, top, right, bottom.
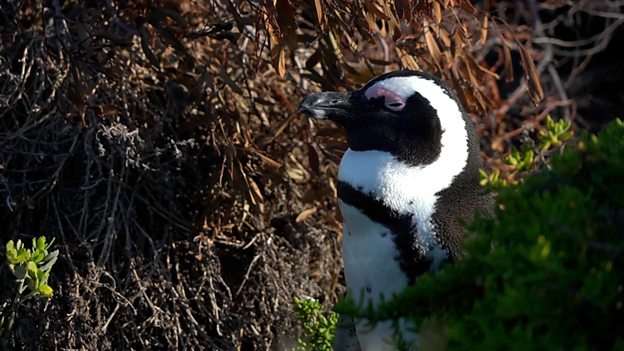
37, 283, 53, 299
26, 261, 38, 280
35, 267, 49, 284
30, 236, 50, 263
16, 248, 31, 263
6, 240, 18, 265
35, 236, 47, 254
12, 264, 27, 280
39, 250, 59, 273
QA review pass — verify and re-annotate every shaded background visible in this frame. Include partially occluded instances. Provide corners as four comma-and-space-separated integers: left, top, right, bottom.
0, 0, 622, 349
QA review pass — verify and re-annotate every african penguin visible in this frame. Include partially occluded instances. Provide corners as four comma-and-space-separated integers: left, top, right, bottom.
299, 70, 491, 350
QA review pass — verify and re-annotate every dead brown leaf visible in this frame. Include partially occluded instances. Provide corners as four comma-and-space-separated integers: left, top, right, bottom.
479, 15, 489, 45
433, 0, 443, 24
315, 0, 325, 27
519, 45, 544, 103
296, 207, 318, 222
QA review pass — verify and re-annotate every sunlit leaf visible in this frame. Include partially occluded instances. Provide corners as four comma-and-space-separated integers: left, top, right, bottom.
6, 240, 18, 265
314, 0, 325, 27
479, 16, 488, 45
38, 283, 53, 299
296, 207, 317, 223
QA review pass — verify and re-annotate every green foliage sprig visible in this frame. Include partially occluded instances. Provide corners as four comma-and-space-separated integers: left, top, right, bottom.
479, 168, 509, 188
294, 297, 338, 351
504, 147, 535, 172
480, 115, 574, 188
539, 115, 573, 151
1, 236, 58, 338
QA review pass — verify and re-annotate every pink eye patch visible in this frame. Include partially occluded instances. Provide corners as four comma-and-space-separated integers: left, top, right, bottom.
364, 85, 406, 111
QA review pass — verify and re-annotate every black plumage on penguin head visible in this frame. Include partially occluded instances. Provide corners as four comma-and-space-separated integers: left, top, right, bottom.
299, 70, 477, 167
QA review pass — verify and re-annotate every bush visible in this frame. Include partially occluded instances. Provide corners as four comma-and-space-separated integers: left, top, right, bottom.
294, 297, 338, 351
339, 119, 624, 350
1, 236, 58, 347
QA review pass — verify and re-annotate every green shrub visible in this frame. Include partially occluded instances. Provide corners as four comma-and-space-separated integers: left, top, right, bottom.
294, 297, 338, 351
1, 236, 58, 339
338, 119, 624, 350
481, 115, 575, 188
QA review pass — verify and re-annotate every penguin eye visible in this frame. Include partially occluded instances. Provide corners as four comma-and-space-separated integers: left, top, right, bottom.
364, 85, 406, 112
384, 100, 405, 111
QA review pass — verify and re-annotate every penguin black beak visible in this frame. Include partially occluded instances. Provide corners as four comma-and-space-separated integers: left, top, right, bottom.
298, 91, 353, 124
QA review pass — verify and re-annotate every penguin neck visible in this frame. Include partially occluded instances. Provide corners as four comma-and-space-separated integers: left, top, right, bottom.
336, 143, 474, 262
337, 147, 464, 213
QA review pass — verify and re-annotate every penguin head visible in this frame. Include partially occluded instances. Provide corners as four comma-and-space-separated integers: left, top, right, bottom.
300, 70, 476, 167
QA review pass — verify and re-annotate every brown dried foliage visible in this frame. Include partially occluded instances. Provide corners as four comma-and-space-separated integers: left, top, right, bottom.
0, 0, 621, 349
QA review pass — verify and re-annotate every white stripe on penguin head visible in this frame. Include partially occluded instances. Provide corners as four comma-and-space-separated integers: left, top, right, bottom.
362, 75, 469, 178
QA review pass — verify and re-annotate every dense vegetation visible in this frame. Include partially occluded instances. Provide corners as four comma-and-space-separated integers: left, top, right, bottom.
293, 297, 338, 351
340, 119, 624, 350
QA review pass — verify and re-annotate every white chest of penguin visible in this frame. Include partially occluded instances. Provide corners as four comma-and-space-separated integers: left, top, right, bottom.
339, 200, 414, 350
337, 147, 465, 350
